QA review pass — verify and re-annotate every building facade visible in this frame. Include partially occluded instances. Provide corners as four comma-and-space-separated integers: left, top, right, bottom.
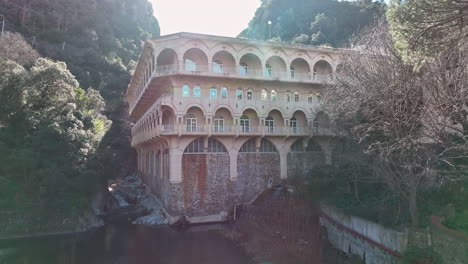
126, 32, 341, 223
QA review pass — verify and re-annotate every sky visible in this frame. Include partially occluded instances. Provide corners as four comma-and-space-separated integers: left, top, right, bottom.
151, 0, 262, 37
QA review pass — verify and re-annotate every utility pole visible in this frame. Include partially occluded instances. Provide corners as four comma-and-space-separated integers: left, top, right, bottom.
268, 20, 272, 40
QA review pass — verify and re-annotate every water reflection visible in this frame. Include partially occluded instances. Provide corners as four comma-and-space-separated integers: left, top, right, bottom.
0, 225, 252, 264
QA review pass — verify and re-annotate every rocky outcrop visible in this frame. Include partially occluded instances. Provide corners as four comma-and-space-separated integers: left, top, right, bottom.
102, 174, 167, 225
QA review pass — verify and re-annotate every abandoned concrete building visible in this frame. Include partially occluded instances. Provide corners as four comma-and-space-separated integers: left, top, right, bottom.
126, 32, 341, 223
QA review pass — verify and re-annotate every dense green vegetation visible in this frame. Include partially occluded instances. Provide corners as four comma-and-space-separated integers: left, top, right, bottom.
0, 0, 159, 233
239, 0, 385, 47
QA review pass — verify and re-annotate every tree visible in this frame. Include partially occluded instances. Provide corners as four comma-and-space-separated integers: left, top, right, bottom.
388, 0, 468, 62
0, 32, 39, 66
324, 21, 468, 226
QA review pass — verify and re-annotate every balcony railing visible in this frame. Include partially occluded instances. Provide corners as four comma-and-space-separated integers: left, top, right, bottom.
131, 122, 334, 146
155, 63, 333, 82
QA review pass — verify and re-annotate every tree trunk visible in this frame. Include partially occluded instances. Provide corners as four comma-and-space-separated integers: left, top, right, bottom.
408, 187, 419, 227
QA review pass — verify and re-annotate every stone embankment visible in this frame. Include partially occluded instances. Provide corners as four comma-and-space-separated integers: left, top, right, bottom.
103, 174, 167, 225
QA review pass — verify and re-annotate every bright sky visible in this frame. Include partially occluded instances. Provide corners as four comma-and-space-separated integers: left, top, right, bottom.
152, 0, 262, 37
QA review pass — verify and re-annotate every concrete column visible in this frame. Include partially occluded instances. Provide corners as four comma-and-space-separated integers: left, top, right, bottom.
169, 148, 183, 183
279, 149, 288, 179
229, 149, 238, 181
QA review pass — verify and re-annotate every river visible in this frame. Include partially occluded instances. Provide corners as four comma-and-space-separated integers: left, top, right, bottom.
0, 224, 253, 264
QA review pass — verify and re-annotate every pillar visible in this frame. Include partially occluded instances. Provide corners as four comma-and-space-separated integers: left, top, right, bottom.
279, 149, 288, 179
169, 148, 183, 183
229, 149, 238, 181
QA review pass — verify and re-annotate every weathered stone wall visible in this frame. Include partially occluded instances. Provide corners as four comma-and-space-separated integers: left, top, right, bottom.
149, 152, 282, 221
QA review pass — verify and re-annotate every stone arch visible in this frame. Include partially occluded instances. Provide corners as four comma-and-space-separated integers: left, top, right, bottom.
212, 50, 237, 74
183, 48, 209, 71
313, 59, 333, 80
184, 104, 207, 116
313, 111, 331, 129
266, 109, 285, 128
239, 53, 263, 76
185, 106, 206, 132
156, 48, 178, 67
214, 106, 234, 127
183, 137, 204, 153
259, 138, 279, 153
207, 137, 228, 153
265, 55, 288, 75
291, 109, 308, 128
290, 58, 311, 79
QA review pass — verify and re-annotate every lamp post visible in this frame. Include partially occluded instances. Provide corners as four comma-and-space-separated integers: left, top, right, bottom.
268, 20, 272, 40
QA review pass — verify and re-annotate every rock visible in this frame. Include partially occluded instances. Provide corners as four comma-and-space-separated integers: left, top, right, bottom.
103, 205, 148, 224
132, 209, 168, 225
171, 216, 190, 229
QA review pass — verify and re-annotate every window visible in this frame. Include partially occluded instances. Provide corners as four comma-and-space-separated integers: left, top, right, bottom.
208, 138, 227, 153
286, 92, 291, 103
186, 113, 197, 132
213, 115, 224, 132
259, 139, 277, 153
290, 66, 295, 79
261, 89, 268, 101
265, 64, 272, 77
193, 85, 201, 97
213, 60, 223, 73
307, 94, 313, 104
290, 139, 305, 152
182, 85, 190, 97
247, 89, 253, 100
265, 116, 274, 133
239, 138, 256, 152
236, 89, 243, 100
240, 115, 250, 133
294, 92, 300, 102
271, 90, 277, 101
185, 58, 196, 71
184, 138, 204, 153
210, 87, 217, 99
239, 63, 248, 75
290, 117, 298, 133
221, 87, 227, 99
317, 95, 322, 103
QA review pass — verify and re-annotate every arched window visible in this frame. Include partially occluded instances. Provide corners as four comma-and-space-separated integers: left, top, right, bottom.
265, 64, 272, 77
265, 116, 274, 133
186, 113, 197, 132
239, 63, 248, 75
290, 139, 305, 152
271, 90, 277, 101
213, 115, 224, 132
286, 91, 291, 103
184, 138, 204, 153
239, 138, 256, 153
221, 87, 228, 99
240, 115, 250, 133
208, 138, 227, 153
306, 139, 322, 152
259, 139, 278, 153
210, 86, 217, 99
213, 60, 223, 73
290, 66, 295, 79
261, 89, 268, 101
193, 85, 201, 97
247, 89, 253, 100
236, 89, 243, 100
182, 85, 190, 97
290, 117, 298, 133
185, 58, 196, 71
294, 92, 300, 102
